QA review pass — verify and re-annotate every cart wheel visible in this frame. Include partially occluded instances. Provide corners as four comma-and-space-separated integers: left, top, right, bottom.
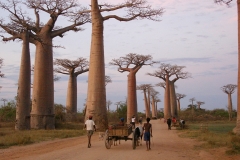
132, 130, 136, 149
105, 130, 112, 149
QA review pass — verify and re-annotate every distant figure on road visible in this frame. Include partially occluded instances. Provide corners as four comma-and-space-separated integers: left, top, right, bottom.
84, 115, 96, 148
143, 117, 152, 151
167, 118, 171, 130
179, 119, 185, 129
131, 115, 136, 129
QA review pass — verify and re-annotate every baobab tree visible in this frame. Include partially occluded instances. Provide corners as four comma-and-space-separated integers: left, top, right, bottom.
149, 88, 159, 119
189, 97, 195, 120
0, 58, 4, 78
110, 53, 158, 122
155, 98, 161, 118
196, 101, 205, 109
1, 98, 7, 106
106, 100, 112, 112
0, 0, 90, 129
137, 84, 152, 118
84, 0, 163, 130
221, 84, 237, 121
115, 101, 122, 111
176, 93, 186, 112
148, 64, 176, 119
169, 65, 191, 118
54, 57, 89, 118
215, 0, 240, 135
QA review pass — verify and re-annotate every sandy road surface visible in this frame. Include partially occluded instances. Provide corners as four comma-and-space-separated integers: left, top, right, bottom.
0, 119, 239, 160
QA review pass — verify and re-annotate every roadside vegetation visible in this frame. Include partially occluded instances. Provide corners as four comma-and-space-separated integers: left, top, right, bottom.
177, 107, 240, 155
0, 100, 240, 155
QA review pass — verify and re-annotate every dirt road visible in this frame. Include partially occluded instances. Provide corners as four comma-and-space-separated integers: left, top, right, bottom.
0, 119, 239, 160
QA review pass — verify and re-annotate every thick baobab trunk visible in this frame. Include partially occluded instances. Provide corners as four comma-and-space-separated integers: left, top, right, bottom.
31, 38, 54, 129
66, 73, 77, 121
169, 81, 178, 118
164, 76, 171, 119
147, 88, 151, 116
127, 72, 138, 123
228, 93, 233, 121
177, 99, 180, 112
143, 89, 150, 118
86, 0, 108, 131
151, 97, 156, 119
234, 0, 240, 135
15, 31, 31, 130
155, 102, 158, 118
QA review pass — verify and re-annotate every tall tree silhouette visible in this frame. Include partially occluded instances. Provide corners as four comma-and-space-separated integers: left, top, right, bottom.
0, 0, 90, 129
148, 64, 176, 119
110, 53, 158, 122
196, 101, 205, 109
137, 84, 152, 118
221, 84, 237, 121
54, 57, 89, 119
176, 93, 186, 112
85, 0, 163, 130
0, 58, 4, 78
215, 0, 240, 135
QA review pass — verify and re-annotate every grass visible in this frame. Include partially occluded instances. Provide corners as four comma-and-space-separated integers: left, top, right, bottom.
0, 122, 86, 149
178, 121, 240, 155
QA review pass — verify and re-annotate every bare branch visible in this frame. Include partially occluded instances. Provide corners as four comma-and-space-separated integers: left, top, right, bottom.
110, 53, 158, 73
221, 84, 237, 94
176, 93, 186, 100
0, 58, 4, 78
105, 75, 112, 86
54, 57, 89, 76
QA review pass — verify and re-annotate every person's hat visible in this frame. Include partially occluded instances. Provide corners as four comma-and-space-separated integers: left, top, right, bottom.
120, 118, 124, 121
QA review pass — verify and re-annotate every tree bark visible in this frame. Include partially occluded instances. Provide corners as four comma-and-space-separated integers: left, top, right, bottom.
234, 0, 240, 135
169, 81, 178, 118
31, 37, 54, 129
177, 99, 180, 113
85, 0, 108, 131
66, 74, 77, 113
147, 88, 151, 117
143, 89, 150, 118
127, 71, 138, 123
15, 31, 31, 130
164, 75, 171, 119
228, 93, 233, 121
151, 97, 156, 118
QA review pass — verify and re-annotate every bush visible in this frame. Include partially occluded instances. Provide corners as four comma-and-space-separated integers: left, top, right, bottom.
0, 106, 16, 122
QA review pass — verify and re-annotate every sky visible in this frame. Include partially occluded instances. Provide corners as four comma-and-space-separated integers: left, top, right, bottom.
0, 0, 238, 113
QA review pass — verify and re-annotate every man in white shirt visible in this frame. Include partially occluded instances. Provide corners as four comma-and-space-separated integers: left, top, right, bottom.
84, 115, 96, 148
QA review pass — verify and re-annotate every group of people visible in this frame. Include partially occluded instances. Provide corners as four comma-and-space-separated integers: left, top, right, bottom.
166, 117, 185, 130
84, 115, 153, 151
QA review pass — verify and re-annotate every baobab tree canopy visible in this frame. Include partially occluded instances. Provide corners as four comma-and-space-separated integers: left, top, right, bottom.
110, 53, 158, 122
85, 0, 163, 130
221, 84, 237, 94
0, 0, 90, 129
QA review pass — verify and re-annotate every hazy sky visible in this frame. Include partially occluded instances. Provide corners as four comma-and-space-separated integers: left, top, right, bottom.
0, 0, 238, 112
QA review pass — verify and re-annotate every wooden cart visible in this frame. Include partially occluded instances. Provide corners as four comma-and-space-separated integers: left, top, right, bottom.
104, 124, 138, 149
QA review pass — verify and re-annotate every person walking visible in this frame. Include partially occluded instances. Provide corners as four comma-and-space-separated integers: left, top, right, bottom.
131, 115, 136, 129
84, 115, 96, 148
167, 117, 172, 130
143, 117, 152, 151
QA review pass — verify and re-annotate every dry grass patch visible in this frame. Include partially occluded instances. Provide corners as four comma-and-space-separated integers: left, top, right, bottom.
178, 121, 240, 155
0, 122, 85, 149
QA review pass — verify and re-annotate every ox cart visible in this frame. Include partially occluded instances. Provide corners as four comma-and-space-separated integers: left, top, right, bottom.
104, 124, 139, 149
